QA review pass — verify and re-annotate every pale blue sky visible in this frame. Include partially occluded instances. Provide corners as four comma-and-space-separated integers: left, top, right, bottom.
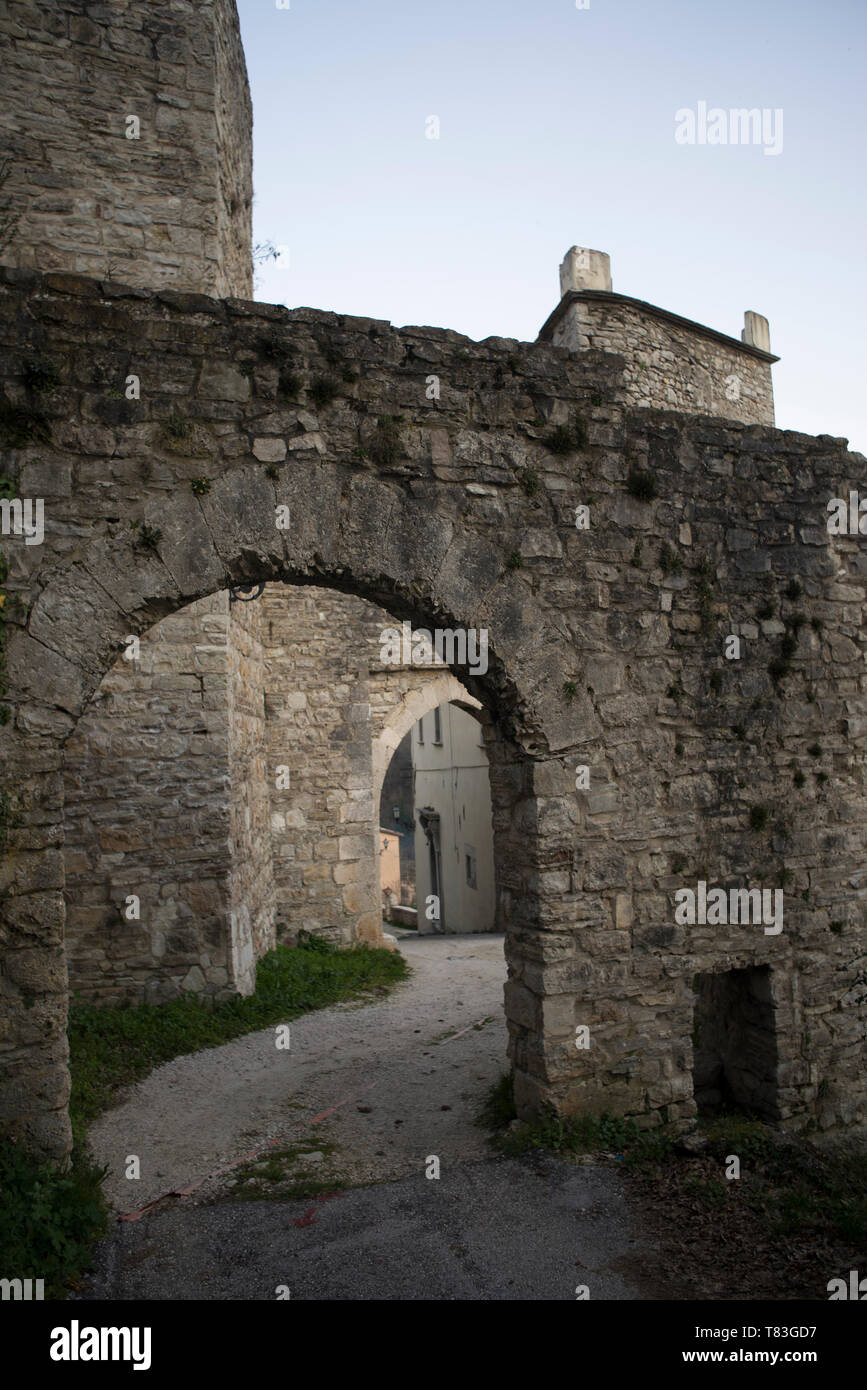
238, 0, 866, 453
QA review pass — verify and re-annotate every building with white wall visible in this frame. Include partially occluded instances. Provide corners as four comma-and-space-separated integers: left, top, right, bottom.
412, 703, 496, 935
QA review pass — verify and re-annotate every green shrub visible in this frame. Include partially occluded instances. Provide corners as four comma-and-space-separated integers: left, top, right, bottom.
369, 416, 403, 468
517, 466, 540, 496
544, 416, 587, 455
68, 942, 408, 1137
309, 375, 337, 408
0, 1140, 108, 1299
0, 398, 51, 447
21, 355, 60, 394
626, 468, 658, 501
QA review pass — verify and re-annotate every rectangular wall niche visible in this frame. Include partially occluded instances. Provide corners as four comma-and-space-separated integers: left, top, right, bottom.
692, 967, 779, 1119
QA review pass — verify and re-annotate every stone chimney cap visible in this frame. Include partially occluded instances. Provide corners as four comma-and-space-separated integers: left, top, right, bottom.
742, 310, 771, 354
559, 246, 612, 297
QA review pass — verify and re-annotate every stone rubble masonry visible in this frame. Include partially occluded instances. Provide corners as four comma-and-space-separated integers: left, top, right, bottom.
226, 593, 274, 991
62, 591, 275, 1005
62, 575, 469, 1004
261, 583, 484, 949
0, 263, 865, 1160
539, 289, 777, 428
0, 0, 252, 297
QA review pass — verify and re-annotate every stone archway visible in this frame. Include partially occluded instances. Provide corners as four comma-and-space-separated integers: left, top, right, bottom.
2, 448, 565, 1159
372, 671, 504, 936
371, 671, 480, 811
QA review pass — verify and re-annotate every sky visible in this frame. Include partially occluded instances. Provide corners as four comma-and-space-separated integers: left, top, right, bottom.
237, 0, 866, 453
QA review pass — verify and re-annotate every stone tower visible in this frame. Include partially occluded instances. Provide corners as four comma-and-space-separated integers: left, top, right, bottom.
0, 0, 252, 295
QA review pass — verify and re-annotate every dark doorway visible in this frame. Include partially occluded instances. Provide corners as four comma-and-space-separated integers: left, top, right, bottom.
692, 966, 779, 1118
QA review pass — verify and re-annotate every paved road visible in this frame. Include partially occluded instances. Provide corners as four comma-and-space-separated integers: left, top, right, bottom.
78, 1152, 649, 1301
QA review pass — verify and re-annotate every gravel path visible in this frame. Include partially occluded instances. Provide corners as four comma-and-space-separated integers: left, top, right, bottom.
90, 933, 510, 1214
81, 933, 657, 1301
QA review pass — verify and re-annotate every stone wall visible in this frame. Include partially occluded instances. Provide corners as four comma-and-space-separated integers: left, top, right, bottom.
62, 574, 462, 1001
261, 583, 482, 945
261, 584, 380, 946
539, 290, 776, 427
226, 595, 274, 992
62, 594, 237, 1005
1, 265, 865, 1160
63, 590, 275, 1005
0, 0, 251, 295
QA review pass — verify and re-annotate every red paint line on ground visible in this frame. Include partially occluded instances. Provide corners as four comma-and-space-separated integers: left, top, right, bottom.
437, 1017, 490, 1045
291, 1190, 345, 1229
310, 1079, 376, 1124
117, 1082, 377, 1221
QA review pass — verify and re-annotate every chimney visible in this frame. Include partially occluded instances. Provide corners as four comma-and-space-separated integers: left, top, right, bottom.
559, 246, 612, 297
742, 310, 771, 353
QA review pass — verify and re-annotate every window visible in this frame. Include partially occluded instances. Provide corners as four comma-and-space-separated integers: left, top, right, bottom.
417, 716, 424, 743
465, 845, 477, 890
433, 706, 442, 744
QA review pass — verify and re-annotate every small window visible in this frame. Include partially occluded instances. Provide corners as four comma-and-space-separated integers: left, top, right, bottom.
433, 706, 442, 744
417, 716, 424, 743
465, 845, 477, 889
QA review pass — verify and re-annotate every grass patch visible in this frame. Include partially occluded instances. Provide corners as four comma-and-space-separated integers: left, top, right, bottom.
230, 1140, 344, 1202
477, 1071, 517, 1130
163, 414, 193, 445
0, 1140, 109, 1299
479, 1087, 867, 1296
478, 1079, 670, 1166
700, 1116, 867, 1247
21, 355, 61, 394
133, 521, 162, 552
659, 541, 682, 575
68, 940, 409, 1141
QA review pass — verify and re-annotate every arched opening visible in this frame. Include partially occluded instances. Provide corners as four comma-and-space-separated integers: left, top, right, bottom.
371, 666, 497, 938
4, 433, 573, 1161
55, 573, 525, 1206
61, 580, 526, 1002
410, 702, 496, 936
